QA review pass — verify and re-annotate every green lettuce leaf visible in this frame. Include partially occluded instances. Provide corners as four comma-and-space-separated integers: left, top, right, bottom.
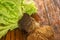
22, 0, 37, 15
0, 0, 23, 38
0, 0, 37, 39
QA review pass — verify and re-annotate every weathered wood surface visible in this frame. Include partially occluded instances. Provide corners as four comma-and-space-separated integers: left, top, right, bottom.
34, 0, 60, 40
1, 0, 60, 40
0, 29, 25, 40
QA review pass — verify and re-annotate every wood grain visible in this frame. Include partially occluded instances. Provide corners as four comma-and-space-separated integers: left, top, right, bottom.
34, 0, 60, 40
6, 31, 11, 40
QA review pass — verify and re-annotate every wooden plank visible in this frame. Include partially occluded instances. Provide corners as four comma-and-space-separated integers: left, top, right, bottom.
15, 29, 24, 40
10, 30, 15, 40
6, 31, 11, 40
15, 29, 20, 40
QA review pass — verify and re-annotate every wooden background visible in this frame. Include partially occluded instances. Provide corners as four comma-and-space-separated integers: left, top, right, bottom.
0, 29, 25, 40
1, 0, 60, 40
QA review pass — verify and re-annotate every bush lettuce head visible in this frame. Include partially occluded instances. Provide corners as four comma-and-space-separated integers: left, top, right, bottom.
0, 0, 23, 38
22, 0, 37, 15
0, 0, 37, 39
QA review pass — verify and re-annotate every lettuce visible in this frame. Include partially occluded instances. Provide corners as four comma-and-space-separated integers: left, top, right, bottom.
22, 0, 37, 15
0, 0, 37, 39
0, 0, 22, 38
